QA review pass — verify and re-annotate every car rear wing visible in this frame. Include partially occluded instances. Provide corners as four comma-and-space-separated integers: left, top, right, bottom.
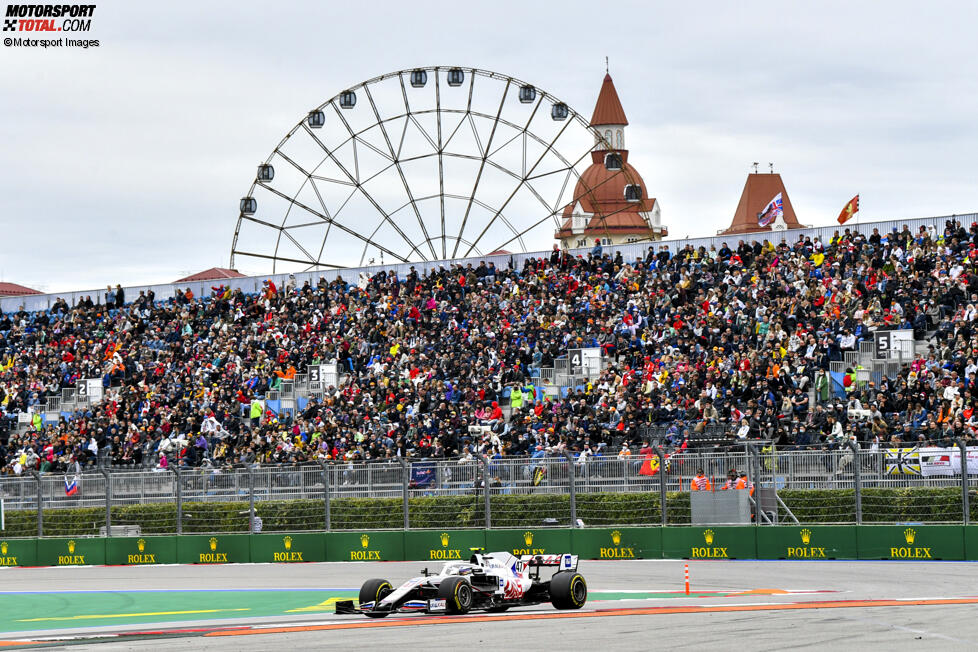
519, 553, 578, 571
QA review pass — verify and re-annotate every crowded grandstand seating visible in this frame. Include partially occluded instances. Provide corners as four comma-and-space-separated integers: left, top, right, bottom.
3, 219, 978, 475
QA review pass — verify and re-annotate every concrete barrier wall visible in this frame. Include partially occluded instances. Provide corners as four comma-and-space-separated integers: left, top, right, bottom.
2, 526, 977, 567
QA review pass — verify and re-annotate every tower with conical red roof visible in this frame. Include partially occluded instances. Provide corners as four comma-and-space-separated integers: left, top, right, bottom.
720, 171, 805, 235
555, 73, 666, 249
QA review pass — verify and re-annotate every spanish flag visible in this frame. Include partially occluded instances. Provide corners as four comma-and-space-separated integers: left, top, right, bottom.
837, 195, 860, 224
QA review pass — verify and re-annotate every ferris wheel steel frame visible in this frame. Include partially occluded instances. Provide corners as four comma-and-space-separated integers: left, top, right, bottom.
230, 66, 651, 272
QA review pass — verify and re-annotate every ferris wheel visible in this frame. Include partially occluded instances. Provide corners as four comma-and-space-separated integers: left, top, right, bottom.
230, 66, 644, 272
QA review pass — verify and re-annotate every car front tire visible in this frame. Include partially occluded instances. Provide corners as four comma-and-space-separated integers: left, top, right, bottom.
359, 578, 393, 618
438, 576, 473, 614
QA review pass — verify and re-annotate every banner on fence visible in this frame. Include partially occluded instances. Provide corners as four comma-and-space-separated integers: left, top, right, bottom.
886, 447, 978, 477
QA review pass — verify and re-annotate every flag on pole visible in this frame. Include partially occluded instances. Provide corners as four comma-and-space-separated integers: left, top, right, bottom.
532, 465, 547, 486
757, 193, 783, 227
639, 455, 661, 476
64, 475, 78, 496
837, 195, 860, 224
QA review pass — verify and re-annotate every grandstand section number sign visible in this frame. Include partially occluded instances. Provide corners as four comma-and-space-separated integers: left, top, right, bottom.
874, 329, 913, 360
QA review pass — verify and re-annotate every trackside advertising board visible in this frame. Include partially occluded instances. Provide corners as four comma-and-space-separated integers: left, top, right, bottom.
250, 533, 326, 563
5, 526, 978, 566
403, 530, 487, 562
0, 538, 37, 566
36, 537, 106, 566
661, 526, 757, 559
105, 536, 177, 565
176, 535, 251, 564
325, 531, 404, 561
857, 525, 964, 560
571, 528, 661, 560
755, 526, 858, 559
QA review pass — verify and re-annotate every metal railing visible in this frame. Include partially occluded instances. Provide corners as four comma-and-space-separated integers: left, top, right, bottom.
0, 446, 974, 537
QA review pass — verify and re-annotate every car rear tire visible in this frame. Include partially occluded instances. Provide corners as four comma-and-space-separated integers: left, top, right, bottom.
359, 578, 393, 618
438, 576, 473, 614
549, 571, 587, 609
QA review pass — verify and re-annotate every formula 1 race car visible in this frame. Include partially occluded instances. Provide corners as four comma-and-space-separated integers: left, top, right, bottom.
335, 550, 587, 617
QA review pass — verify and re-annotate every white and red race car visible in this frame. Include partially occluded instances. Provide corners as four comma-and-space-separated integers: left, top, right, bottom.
336, 550, 587, 617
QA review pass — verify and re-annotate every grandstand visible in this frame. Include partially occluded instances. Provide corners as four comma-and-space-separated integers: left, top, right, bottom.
2, 212, 977, 482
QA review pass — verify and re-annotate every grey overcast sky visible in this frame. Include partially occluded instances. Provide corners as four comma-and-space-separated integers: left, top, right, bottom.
1, 0, 976, 292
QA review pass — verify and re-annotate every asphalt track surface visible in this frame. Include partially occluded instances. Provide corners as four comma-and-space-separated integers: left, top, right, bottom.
2, 560, 978, 650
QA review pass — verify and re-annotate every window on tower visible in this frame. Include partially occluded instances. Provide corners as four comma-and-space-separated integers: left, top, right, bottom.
616, 130, 623, 149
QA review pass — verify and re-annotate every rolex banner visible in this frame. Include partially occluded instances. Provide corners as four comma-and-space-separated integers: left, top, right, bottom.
885, 447, 978, 477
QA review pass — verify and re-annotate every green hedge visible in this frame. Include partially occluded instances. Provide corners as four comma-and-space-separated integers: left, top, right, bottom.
0, 487, 972, 537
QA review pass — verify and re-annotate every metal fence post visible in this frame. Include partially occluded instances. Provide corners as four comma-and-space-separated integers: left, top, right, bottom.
562, 451, 577, 527
100, 468, 112, 535
480, 455, 491, 529
31, 472, 42, 537
171, 467, 182, 534
319, 461, 331, 531
397, 457, 409, 530
847, 440, 862, 524
749, 445, 760, 526
958, 438, 970, 525
247, 468, 256, 533
655, 447, 667, 526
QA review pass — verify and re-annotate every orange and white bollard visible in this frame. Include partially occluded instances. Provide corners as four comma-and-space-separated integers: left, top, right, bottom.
684, 562, 690, 595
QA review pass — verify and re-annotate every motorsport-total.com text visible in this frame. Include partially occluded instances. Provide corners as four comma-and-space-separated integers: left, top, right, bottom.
3, 4, 96, 32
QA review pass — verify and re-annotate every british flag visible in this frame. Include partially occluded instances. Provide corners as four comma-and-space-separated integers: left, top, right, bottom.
757, 193, 783, 227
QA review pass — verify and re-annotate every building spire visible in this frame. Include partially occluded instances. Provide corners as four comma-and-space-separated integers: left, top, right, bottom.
590, 72, 628, 127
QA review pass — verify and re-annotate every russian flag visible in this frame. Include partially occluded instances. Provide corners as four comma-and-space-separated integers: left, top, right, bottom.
64, 475, 78, 496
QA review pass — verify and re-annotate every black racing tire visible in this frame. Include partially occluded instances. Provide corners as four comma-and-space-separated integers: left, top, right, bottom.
549, 571, 587, 610
438, 576, 473, 614
359, 578, 393, 618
